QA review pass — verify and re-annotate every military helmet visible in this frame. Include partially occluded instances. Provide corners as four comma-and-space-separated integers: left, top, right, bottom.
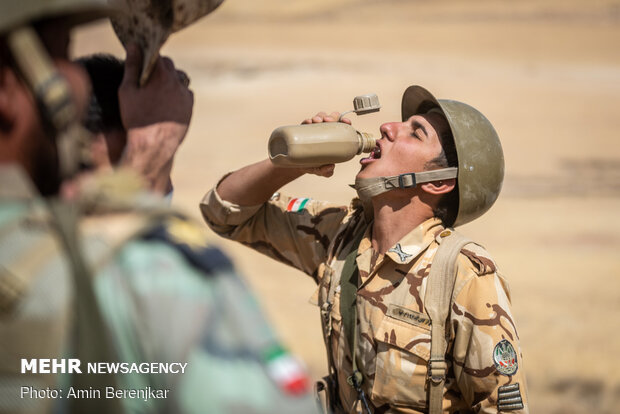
0, 0, 110, 34
402, 85, 504, 227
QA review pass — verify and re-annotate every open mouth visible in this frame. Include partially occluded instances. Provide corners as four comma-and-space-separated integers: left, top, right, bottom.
360, 144, 381, 165
369, 145, 382, 159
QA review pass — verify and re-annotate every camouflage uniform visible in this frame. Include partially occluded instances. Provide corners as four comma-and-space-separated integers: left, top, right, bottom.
0, 165, 318, 414
201, 187, 529, 413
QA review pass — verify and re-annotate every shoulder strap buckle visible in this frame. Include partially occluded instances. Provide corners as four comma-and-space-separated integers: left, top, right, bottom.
346, 370, 364, 388
428, 358, 448, 384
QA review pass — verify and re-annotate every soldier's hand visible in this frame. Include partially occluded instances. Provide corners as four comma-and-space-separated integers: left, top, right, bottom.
301, 111, 351, 125
118, 43, 194, 194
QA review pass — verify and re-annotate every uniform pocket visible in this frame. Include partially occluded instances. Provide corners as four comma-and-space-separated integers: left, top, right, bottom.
371, 314, 431, 408
311, 263, 345, 354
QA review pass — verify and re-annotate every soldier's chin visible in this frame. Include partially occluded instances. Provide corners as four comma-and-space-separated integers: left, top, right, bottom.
355, 166, 373, 180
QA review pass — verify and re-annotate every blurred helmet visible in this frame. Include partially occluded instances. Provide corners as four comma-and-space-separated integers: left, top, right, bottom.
0, 0, 110, 34
401, 85, 504, 227
109, 0, 225, 85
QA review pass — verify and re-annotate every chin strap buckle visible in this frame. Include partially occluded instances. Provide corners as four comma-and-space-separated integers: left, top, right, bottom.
397, 173, 417, 189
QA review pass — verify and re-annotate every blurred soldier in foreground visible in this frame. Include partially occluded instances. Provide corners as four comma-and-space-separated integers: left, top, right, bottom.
201, 87, 530, 413
0, 1, 318, 413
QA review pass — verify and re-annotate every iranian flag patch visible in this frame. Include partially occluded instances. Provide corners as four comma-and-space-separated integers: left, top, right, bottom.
286, 197, 310, 213
264, 346, 310, 395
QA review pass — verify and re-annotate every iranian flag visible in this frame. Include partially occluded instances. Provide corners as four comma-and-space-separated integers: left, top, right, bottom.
287, 197, 310, 212
264, 346, 310, 395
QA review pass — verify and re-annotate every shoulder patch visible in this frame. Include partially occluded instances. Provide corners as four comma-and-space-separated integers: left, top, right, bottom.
461, 244, 497, 275
143, 217, 233, 275
498, 383, 524, 411
286, 197, 310, 213
164, 216, 210, 250
493, 339, 518, 376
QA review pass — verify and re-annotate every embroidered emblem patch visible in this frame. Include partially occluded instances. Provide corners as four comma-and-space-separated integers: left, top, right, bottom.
387, 243, 412, 262
493, 339, 518, 376
497, 383, 524, 411
286, 197, 310, 213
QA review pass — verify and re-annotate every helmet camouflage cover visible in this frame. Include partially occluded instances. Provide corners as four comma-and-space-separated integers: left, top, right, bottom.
109, 0, 225, 85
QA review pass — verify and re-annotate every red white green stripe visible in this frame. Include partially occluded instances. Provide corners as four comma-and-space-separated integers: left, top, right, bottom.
264, 346, 309, 395
287, 197, 310, 212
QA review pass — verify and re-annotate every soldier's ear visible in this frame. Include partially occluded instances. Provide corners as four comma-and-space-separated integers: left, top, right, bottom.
420, 178, 456, 195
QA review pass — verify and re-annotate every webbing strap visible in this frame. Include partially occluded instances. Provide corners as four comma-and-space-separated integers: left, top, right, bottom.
354, 167, 458, 200
339, 228, 372, 413
47, 201, 125, 414
7, 26, 89, 178
424, 230, 471, 414
339, 230, 365, 360
6, 27, 76, 133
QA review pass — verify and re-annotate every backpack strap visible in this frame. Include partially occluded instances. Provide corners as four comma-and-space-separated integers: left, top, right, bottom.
0, 205, 60, 315
339, 226, 372, 413
47, 200, 126, 414
424, 229, 471, 414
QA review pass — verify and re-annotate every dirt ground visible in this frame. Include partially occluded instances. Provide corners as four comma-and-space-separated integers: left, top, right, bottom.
73, 0, 620, 412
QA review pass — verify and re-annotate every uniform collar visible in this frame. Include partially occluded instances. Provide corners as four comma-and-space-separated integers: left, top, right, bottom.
384, 217, 444, 264
358, 217, 444, 265
0, 164, 40, 201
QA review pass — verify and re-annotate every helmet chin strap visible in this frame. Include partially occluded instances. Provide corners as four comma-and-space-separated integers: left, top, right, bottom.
354, 167, 458, 201
7, 25, 91, 179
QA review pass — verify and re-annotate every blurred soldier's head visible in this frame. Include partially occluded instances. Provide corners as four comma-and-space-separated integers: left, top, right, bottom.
0, 0, 111, 196
76, 53, 126, 169
75, 52, 191, 172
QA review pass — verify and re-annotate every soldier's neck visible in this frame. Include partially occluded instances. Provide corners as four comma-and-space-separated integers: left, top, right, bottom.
370, 194, 433, 254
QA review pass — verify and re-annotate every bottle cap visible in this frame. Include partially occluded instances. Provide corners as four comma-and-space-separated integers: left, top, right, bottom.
353, 94, 381, 115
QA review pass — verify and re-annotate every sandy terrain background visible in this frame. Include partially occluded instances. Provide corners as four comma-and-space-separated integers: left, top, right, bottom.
73, 0, 620, 412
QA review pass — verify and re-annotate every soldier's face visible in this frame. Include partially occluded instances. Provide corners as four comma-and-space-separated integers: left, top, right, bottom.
357, 113, 450, 182
13, 20, 92, 195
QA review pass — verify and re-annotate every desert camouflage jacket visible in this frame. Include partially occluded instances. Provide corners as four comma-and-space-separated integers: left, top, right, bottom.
201, 187, 529, 414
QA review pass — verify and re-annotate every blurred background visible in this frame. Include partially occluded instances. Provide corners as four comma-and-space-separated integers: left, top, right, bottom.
73, 0, 620, 412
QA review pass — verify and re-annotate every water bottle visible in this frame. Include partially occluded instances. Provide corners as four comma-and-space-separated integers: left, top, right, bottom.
268, 122, 376, 167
